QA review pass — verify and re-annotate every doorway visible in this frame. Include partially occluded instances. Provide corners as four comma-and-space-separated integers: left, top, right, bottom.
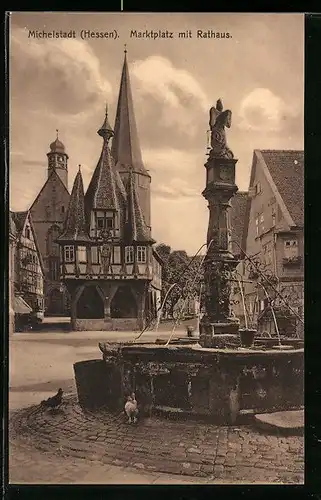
110, 286, 137, 318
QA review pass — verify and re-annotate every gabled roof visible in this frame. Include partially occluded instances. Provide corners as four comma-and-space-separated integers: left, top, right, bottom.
152, 247, 164, 266
230, 191, 248, 256
85, 109, 122, 213
125, 170, 155, 244
111, 51, 150, 177
242, 149, 304, 253
11, 211, 28, 235
11, 210, 45, 274
260, 150, 304, 227
59, 168, 91, 243
9, 211, 17, 237
29, 168, 70, 212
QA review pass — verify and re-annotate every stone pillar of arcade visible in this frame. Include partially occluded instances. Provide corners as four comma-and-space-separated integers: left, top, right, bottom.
199, 98, 240, 348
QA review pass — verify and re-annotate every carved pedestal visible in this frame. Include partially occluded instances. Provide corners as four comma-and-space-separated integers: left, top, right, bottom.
199, 155, 240, 348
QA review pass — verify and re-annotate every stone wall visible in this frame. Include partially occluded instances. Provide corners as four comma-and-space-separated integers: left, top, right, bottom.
72, 317, 143, 331
75, 344, 304, 424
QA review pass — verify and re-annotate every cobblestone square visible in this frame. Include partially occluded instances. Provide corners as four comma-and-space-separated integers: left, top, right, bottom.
8, 332, 304, 485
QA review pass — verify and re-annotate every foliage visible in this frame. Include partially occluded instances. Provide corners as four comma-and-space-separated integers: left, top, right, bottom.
235, 254, 304, 330
155, 243, 204, 318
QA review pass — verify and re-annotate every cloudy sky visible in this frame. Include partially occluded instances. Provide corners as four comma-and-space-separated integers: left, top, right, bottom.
10, 13, 304, 254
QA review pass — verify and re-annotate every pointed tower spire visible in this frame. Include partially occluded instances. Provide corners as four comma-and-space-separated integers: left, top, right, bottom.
125, 166, 155, 244
85, 105, 121, 213
111, 51, 149, 176
97, 103, 114, 141
58, 167, 90, 242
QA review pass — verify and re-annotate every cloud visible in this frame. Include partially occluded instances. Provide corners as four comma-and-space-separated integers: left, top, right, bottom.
10, 27, 112, 117
238, 88, 299, 133
22, 159, 46, 166
152, 178, 199, 200
142, 147, 203, 175
131, 56, 208, 136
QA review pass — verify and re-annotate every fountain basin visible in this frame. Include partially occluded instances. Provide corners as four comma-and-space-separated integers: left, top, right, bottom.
74, 342, 303, 424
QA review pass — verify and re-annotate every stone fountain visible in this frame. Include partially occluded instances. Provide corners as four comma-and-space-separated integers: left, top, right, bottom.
74, 99, 304, 423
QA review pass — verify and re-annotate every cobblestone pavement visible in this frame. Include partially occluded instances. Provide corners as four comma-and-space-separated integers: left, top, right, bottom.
9, 395, 304, 484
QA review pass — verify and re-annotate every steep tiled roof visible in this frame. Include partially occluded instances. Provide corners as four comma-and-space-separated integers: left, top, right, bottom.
59, 168, 90, 242
12, 211, 28, 235
9, 211, 17, 236
125, 170, 155, 244
30, 169, 70, 212
260, 150, 304, 227
12, 211, 45, 273
230, 191, 248, 256
111, 51, 149, 177
85, 110, 122, 213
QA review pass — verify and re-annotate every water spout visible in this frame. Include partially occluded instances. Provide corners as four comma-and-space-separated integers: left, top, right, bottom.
237, 277, 248, 330
165, 240, 213, 346
260, 282, 281, 346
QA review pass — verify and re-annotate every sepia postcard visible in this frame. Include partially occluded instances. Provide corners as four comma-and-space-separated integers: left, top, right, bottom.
8, 12, 304, 486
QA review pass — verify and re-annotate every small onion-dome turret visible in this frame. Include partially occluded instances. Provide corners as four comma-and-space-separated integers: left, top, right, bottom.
49, 130, 66, 153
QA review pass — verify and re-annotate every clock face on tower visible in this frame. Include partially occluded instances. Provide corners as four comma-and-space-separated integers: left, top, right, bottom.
57, 155, 64, 164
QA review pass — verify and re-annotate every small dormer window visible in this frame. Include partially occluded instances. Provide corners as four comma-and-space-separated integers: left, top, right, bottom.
96, 211, 115, 230
255, 182, 262, 195
272, 206, 276, 227
25, 225, 31, 239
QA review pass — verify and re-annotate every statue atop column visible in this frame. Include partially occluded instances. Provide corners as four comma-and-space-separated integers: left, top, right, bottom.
200, 97, 239, 343
209, 99, 234, 159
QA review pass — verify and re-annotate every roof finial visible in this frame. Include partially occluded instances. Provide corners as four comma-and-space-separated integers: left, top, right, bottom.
56, 129, 59, 140
124, 43, 127, 54
105, 102, 108, 117
78, 164, 81, 172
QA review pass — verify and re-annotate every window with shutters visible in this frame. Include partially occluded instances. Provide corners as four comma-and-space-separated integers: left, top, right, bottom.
284, 240, 298, 259
113, 246, 121, 264
78, 246, 87, 263
91, 246, 100, 264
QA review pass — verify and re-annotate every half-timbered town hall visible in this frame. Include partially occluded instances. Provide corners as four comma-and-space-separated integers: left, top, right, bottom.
56, 51, 162, 331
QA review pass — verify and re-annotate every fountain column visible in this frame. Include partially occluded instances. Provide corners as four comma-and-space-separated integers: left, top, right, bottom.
199, 99, 240, 347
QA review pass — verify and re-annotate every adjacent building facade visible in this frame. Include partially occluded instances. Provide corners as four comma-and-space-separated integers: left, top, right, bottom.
29, 135, 71, 316
9, 212, 17, 334
56, 51, 161, 331
231, 150, 304, 338
12, 210, 45, 319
